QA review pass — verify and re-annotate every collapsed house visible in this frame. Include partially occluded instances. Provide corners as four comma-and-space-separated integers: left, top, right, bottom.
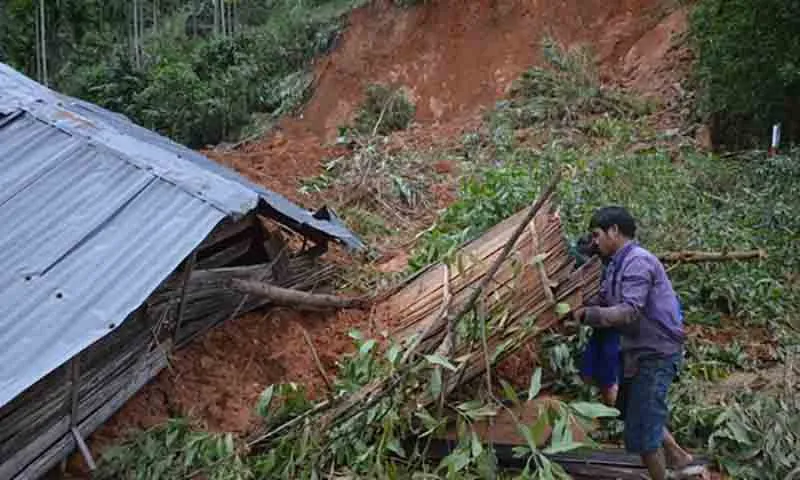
0, 63, 361, 479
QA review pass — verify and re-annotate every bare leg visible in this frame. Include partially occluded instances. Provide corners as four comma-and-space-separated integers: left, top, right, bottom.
642, 449, 668, 480
663, 428, 693, 469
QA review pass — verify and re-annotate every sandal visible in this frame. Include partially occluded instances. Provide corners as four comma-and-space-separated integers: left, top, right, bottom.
666, 464, 709, 480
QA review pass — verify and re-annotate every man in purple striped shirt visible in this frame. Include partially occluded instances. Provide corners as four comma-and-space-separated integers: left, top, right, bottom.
574, 207, 700, 480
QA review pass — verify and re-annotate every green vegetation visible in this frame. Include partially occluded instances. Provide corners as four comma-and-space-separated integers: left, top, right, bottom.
98, 332, 617, 479
690, 0, 800, 147
1, 0, 365, 147
407, 41, 799, 478
96, 419, 248, 480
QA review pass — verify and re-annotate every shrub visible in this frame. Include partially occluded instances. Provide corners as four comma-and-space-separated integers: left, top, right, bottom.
352, 84, 416, 136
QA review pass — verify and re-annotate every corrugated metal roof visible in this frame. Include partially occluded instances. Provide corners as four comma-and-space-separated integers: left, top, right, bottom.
0, 63, 361, 408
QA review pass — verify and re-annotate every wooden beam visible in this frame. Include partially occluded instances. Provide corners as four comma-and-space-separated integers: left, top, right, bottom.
198, 214, 254, 251
196, 236, 253, 269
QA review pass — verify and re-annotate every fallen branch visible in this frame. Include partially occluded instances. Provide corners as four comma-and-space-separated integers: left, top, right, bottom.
657, 249, 766, 264
299, 326, 334, 397
230, 279, 369, 310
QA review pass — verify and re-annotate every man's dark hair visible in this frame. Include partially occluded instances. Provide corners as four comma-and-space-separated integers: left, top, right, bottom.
589, 206, 637, 238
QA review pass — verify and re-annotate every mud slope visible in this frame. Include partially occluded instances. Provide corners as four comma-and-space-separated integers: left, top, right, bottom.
298, 0, 667, 140
216, 0, 674, 197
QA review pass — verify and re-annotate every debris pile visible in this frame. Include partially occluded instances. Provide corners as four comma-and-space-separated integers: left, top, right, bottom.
240, 174, 604, 476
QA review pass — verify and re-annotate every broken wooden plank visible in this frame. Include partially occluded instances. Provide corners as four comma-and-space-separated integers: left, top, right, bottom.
196, 236, 253, 269
198, 214, 255, 251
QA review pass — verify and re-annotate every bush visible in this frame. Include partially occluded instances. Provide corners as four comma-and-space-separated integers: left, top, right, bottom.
691, 0, 800, 147
352, 84, 416, 135
490, 38, 646, 132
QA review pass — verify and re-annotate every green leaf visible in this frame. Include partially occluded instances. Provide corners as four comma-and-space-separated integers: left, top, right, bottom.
491, 338, 515, 363
512, 445, 531, 459
500, 379, 521, 405
531, 408, 551, 446
425, 354, 457, 371
727, 421, 753, 445
386, 437, 407, 458
223, 433, 234, 455
555, 302, 571, 317
359, 339, 377, 355
464, 405, 498, 420
440, 449, 471, 473
528, 367, 543, 400
385, 343, 401, 365
255, 385, 275, 417
550, 416, 572, 447
543, 440, 585, 454
429, 366, 442, 398
516, 423, 539, 452
471, 431, 484, 458
349, 330, 364, 341
569, 401, 620, 419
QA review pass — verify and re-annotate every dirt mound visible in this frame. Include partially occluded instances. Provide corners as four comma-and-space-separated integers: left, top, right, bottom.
91, 307, 368, 449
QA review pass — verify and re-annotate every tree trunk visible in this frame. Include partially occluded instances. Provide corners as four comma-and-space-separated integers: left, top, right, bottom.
229, 0, 235, 35
132, 0, 139, 68
213, 0, 219, 36
34, 4, 41, 83
139, 0, 145, 62
192, 0, 199, 37
233, 0, 239, 33
152, 0, 158, 34
230, 279, 369, 310
39, 0, 47, 85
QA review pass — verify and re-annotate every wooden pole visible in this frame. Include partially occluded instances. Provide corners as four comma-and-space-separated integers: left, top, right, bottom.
174, 250, 198, 343
299, 326, 333, 396
231, 279, 368, 310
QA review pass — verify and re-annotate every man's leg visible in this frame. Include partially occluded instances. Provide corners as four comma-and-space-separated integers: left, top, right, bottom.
622, 357, 675, 480
642, 448, 668, 480
663, 428, 693, 468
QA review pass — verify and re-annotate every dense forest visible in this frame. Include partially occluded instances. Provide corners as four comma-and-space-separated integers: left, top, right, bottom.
0, 0, 356, 146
